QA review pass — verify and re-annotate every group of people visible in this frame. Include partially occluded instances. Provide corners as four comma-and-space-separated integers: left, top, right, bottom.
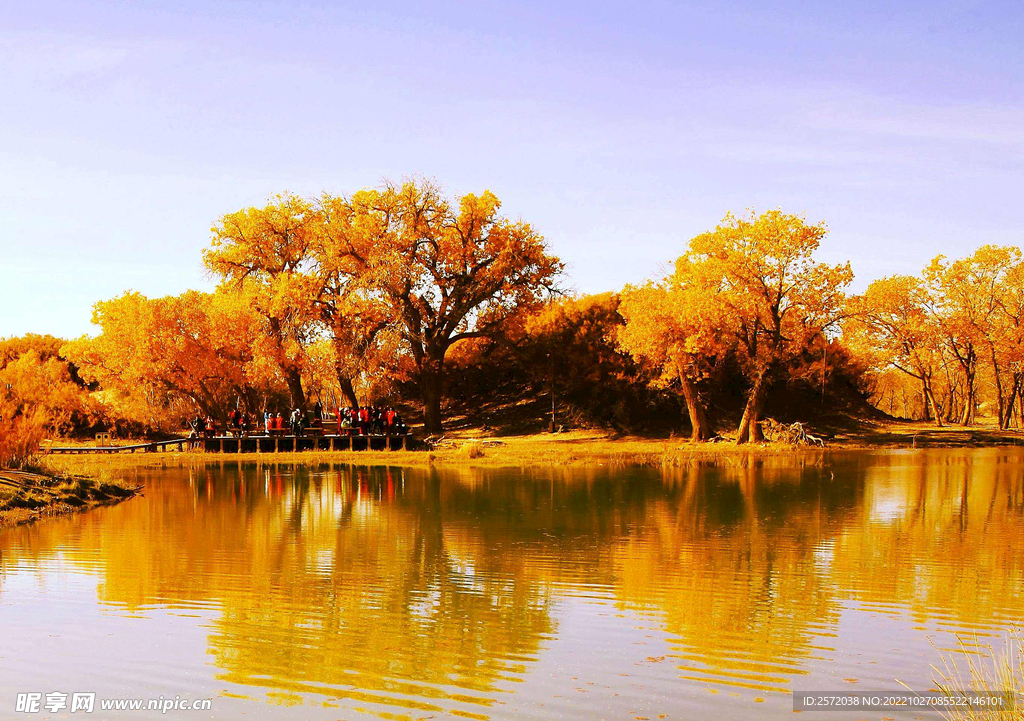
189, 402, 408, 439
333, 405, 408, 436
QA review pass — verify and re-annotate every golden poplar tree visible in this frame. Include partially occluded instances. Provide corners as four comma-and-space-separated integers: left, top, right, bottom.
682, 210, 851, 443
313, 180, 562, 434
619, 257, 730, 441
204, 194, 320, 409
846, 276, 946, 425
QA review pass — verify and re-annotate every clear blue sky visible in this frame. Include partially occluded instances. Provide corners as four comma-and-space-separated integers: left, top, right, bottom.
2, 0, 1021, 338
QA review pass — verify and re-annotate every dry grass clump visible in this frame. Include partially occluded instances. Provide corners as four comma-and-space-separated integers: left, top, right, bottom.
930, 633, 1023, 721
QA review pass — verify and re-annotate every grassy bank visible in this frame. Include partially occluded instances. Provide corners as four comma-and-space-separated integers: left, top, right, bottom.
36, 419, 1024, 474
0, 464, 141, 529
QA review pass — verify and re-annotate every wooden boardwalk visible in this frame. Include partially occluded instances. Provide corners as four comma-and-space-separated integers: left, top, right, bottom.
46, 438, 192, 454
45, 434, 412, 455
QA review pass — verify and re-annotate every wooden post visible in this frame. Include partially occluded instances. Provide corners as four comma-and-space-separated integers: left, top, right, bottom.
329, 437, 335, 452
348, 435, 353, 451
385, 434, 391, 452
219, 438, 224, 454
402, 435, 408, 450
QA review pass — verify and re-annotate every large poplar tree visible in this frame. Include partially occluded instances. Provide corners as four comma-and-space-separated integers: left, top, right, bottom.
317, 180, 562, 434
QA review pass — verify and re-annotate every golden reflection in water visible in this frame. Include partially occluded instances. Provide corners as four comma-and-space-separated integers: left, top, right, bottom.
1, 450, 1023, 717
101, 466, 555, 716
610, 453, 1024, 692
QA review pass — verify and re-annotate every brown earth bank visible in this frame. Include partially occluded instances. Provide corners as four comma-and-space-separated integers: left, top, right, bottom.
0, 466, 141, 529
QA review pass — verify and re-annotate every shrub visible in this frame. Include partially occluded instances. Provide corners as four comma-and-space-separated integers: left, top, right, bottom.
0, 410, 47, 469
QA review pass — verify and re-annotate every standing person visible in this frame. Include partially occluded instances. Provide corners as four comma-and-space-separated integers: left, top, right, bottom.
274, 412, 284, 433
289, 408, 300, 437
264, 410, 272, 435
204, 415, 215, 439
386, 407, 396, 433
313, 400, 323, 422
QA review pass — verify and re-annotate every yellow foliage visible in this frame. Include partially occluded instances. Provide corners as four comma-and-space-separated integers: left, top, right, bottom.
0, 349, 98, 466
311, 179, 563, 432
622, 209, 852, 442
63, 290, 262, 426
848, 245, 1024, 427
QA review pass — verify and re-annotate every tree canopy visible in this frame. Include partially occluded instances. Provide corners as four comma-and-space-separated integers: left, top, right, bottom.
36, 185, 1024, 448
628, 210, 853, 443
314, 180, 563, 433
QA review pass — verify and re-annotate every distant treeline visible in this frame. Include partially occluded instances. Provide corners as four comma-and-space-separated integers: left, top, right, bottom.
2, 179, 1021, 465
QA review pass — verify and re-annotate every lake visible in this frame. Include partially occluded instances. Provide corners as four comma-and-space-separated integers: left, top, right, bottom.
1, 450, 1022, 719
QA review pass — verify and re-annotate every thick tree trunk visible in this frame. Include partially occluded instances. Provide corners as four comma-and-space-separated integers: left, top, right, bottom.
285, 367, 305, 410
924, 379, 943, 428
990, 345, 1005, 429
678, 373, 710, 442
337, 374, 359, 408
960, 377, 976, 425
232, 387, 259, 418
1002, 374, 1022, 429
920, 378, 932, 422
419, 356, 445, 435
958, 355, 977, 425
269, 315, 305, 410
944, 382, 959, 423
736, 369, 768, 444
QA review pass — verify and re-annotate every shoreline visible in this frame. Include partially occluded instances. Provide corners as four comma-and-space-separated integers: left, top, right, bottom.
37, 422, 1024, 472
0, 466, 142, 529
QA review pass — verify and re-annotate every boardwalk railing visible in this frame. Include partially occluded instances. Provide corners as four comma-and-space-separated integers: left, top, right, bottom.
46, 439, 193, 455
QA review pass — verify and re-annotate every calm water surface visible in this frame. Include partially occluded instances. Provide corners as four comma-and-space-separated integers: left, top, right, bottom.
1, 450, 1022, 720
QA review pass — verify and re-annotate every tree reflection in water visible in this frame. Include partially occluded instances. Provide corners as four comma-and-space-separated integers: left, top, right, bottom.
0, 450, 1021, 718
